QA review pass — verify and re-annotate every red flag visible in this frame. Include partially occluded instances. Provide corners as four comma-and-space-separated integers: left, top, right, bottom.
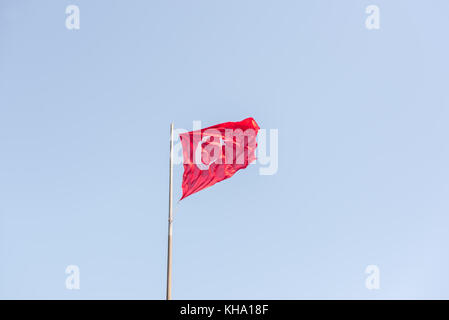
179, 117, 260, 200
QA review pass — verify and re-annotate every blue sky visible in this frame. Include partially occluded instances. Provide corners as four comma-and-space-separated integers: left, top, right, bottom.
1, 0, 449, 299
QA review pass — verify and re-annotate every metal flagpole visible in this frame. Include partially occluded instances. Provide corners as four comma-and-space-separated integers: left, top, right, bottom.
166, 122, 174, 300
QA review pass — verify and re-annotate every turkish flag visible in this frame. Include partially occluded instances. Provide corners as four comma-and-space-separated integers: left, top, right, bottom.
179, 117, 260, 200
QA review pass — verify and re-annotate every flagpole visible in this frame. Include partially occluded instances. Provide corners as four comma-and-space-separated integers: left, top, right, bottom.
166, 122, 174, 300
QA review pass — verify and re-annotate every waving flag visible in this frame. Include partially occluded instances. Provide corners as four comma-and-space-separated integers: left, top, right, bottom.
179, 117, 260, 199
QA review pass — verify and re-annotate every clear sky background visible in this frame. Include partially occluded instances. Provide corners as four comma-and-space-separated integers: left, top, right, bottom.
1, 0, 449, 299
